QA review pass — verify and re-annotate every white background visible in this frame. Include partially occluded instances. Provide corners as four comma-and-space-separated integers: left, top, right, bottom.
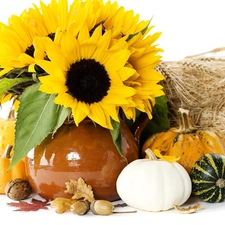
0, 1, 225, 223
0, 0, 224, 61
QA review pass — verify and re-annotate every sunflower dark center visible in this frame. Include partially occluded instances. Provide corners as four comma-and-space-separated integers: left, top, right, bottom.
66, 59, 111, 104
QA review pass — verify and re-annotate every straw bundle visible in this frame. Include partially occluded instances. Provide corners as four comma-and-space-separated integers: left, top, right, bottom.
157, 47, 225, 133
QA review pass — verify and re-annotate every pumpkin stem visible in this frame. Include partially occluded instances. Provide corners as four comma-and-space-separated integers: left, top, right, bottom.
177, 108, 196, 133
216, 178, 225, 188
7, 108, 16, 120
145, 148, 158, 161
1, 145, 13, 159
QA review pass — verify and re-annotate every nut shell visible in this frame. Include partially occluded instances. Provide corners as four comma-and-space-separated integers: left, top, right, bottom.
5, 178, 33, 200
90, 200, 114, 215
70, 200, 90, 215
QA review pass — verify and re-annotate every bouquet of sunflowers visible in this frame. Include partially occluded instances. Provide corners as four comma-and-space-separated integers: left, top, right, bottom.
0, 0, 168, 169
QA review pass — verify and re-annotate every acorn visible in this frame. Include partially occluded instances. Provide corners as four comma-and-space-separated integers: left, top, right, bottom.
90, 200, 114, 216
70, 200, 90, 215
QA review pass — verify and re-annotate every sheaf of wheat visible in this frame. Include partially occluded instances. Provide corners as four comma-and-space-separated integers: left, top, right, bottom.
158, 47, 225, 133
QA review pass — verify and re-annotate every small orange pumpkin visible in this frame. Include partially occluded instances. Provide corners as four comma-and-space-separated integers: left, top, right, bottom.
0, 109, 15, 156
142, 108, 225, 173
0, 145, 27, 194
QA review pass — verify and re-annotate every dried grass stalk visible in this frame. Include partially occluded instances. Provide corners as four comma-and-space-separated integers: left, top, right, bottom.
158, 47, 225, 133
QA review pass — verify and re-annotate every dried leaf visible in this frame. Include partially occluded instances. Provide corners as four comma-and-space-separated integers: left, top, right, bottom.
65, 178, 95, 202
174, 202, 201, 214
50, 197, 77, 214
7, 198, 50, 212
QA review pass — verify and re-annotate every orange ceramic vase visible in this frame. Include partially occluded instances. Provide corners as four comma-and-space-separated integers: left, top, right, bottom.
25, 119, 139, 201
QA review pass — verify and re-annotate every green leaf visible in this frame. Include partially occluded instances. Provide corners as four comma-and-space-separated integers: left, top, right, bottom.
0, 77, 32, 98
110, 119, 122, 156
126, 21, 150, 42
140, 95, 170, 145
9, 83, 59, 170
52, 106, 71, 135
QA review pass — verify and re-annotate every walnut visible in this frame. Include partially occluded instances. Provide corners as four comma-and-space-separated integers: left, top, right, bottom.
5, 178, 33, 200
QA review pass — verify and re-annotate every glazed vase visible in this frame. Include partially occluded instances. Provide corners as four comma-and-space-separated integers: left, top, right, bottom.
25, 119, 141, 201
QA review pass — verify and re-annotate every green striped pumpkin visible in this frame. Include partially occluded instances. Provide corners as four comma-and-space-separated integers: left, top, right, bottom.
190, 153, 225, 203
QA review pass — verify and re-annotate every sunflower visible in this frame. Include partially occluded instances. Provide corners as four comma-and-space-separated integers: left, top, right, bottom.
0, 0, 73, 76
74, 0, 150, 40
35, 25, 137, 129
121, 28, 165, 121
0, 0, 77, 110
103, 3, 150, 40
67, 0, 102, 36
65, 0, 164, 121
0, 17, 35, 75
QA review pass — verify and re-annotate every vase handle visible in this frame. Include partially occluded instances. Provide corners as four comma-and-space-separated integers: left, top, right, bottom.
130, 112, 149, 156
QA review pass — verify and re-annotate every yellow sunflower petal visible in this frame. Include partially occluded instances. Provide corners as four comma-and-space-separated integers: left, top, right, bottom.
78, 24, 90, 43
60, 32, 82, 63
55, 93, 75, 108
0, 94, 12, 104
77, 101, 90, 115
39, 71, 67, 94
57, 0, 70, 30
153, 149, 180, 163
117, 67, 136, 82
103, 49, 131, 71
8, 15, 32, 47
72, 106, 88, 127
45, 41, 70, 72
0, 67, 12, 77
13, 99, 20, 112
39, 0, 59, 33
100, 102, 119, 123
35, 59, 56, 75
33, 36, 49, 60
18, 53, 35, 65
88, 103, 112, 129
121, 106, 136, 121
109, 85, 136, 99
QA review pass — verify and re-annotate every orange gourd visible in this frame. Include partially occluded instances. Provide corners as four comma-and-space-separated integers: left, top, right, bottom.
0, 109, 15, 156
0, 145, 27, 194
142, 108, 225, 173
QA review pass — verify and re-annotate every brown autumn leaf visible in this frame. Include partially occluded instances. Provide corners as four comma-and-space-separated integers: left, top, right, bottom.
7, 198, 50, 211
65, 177, 95, 202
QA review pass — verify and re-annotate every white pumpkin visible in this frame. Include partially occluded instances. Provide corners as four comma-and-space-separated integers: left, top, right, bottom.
116, 148, 192, 212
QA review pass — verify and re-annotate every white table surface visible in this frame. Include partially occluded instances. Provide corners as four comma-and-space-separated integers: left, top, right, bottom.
0, 193, 224, 225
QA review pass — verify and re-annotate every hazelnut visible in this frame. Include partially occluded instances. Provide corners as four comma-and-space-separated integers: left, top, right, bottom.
5, 178, 33, 200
